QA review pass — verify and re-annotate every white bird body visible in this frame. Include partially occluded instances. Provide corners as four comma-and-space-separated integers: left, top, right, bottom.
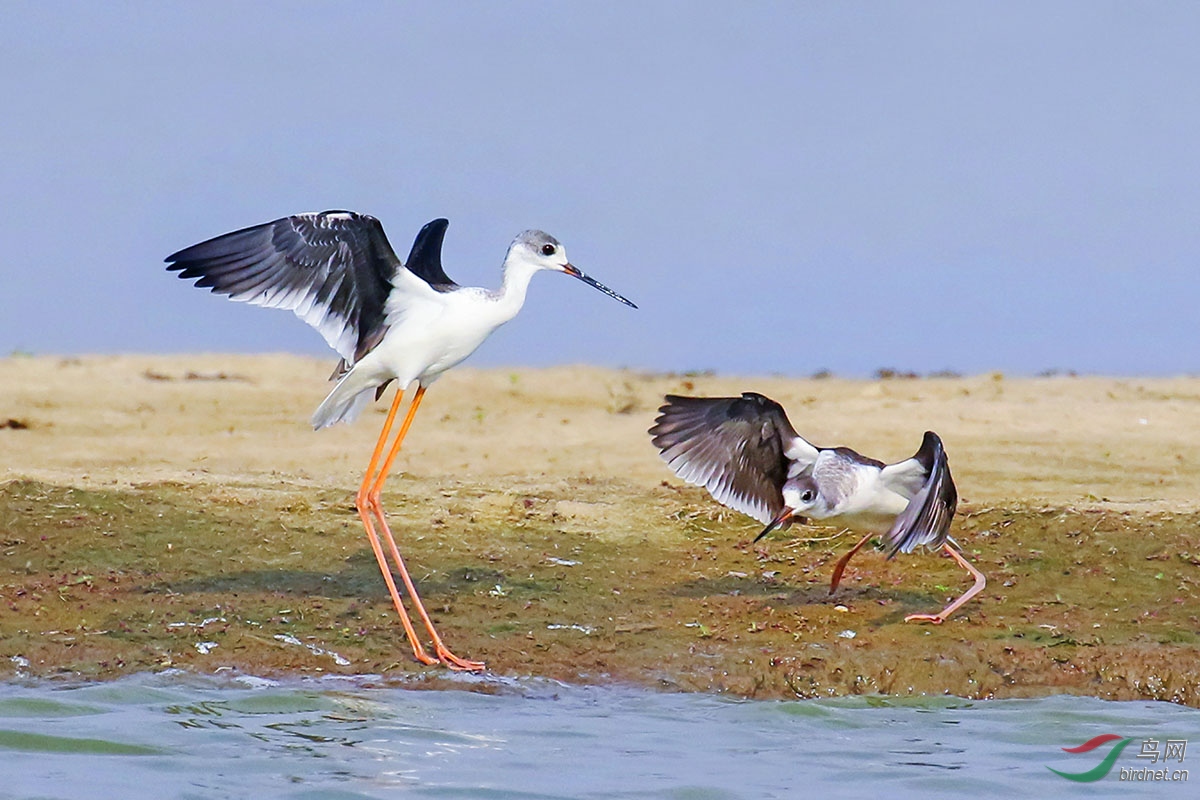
782, 449, 925, 533
312, 249, 546, 428
793, 476, 908, 533
650, 392, 985, 623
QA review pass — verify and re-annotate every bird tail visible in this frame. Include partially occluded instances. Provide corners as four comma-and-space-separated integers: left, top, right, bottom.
311, 370, 377, 429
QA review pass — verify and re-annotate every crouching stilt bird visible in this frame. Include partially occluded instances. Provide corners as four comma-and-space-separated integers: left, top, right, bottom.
649, 392, 984, 623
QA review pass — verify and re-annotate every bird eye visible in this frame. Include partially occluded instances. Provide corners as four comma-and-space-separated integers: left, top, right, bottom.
540, 243, 556, 256
800, 490, 815, 503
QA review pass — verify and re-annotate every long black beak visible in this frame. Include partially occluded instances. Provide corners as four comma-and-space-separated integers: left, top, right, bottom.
754, 507, 805, 543
563, 263, 637, 309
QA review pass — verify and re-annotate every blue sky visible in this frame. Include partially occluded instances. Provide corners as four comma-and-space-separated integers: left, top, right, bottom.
2, 2, 1197, 377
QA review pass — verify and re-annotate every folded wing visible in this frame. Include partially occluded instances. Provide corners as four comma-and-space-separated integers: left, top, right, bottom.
403, 218, 457, 292
881, 431, 958, 556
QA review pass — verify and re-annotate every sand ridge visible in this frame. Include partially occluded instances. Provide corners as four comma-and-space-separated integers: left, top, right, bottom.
2, 354, 1197, 514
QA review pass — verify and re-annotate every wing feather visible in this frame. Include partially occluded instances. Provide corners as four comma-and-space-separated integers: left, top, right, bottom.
166, 210, 401, 364
882, 431, 958, 556
403, 218, 457, 291
649, 393, 816, 525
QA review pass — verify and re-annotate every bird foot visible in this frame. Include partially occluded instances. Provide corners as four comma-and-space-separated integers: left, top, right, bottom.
436, 646, 486, 672
397, 636, 440, 666
904, 613, 945, 625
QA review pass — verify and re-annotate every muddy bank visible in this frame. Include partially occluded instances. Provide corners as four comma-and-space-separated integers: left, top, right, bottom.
1, 356, 1198, 704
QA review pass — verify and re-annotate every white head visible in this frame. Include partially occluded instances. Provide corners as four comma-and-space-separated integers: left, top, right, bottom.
754, 475, 823, 543
508, 230, 570, 271
505, 230, 637, 308
780, 476, 822, 517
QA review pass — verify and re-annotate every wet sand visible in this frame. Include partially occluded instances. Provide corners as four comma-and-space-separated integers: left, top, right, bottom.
2, 355, 1198, 704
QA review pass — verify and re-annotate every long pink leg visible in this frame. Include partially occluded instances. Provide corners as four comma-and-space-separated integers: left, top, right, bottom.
366, 386, 485, 672
904, 544, 987, 624
828, 533, 874, 594
355, 388, 438, 666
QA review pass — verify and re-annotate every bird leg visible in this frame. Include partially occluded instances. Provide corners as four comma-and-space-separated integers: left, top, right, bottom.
356, 387, 438, 666
365, 385, 486, 672
828, 533, 874, 595
904, 544, 987, 624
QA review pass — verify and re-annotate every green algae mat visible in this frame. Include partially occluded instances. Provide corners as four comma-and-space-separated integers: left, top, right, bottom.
2, 356, 1198, 704
3, 478, 1198, 704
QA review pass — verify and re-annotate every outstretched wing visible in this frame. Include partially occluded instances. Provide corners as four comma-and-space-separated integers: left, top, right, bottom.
881, 431, 958, 556
649, 392, 818, 525
165, 210, 401, 364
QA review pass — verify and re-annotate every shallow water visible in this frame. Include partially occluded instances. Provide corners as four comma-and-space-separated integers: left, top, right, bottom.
0, 673, 1196, 799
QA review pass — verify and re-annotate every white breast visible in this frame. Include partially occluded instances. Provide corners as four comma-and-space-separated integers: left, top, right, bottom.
376, 287, 515, 385
814, 461, 910, 533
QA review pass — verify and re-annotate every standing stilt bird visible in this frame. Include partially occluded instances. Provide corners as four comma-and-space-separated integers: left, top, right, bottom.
167, 211, 636, 670
649, 392, 985, 623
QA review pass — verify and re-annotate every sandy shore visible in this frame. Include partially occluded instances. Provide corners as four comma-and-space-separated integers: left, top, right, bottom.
2, 355, 1198, 703
4, 354, 1197, 510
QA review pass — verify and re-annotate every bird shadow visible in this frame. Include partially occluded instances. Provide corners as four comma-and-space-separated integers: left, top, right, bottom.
671, 575, 947, 623
671, 575, 832, 604
147, 551, 502, 600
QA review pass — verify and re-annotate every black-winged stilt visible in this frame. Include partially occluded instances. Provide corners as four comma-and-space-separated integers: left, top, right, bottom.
648, 392, 985, 623
167, 211, 636, 670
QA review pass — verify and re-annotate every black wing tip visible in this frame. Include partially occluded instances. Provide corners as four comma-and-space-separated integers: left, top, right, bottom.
913, 430, 946, 468
648, 396, 675, 434
648, 394, 717, 446
164, 243, 212, 266
164, 251, 207, 268
655, 394, 700, 416
652, 394, 723, 429
404, 217, 455, 289
884, 430, 958, 559
408, 218, 449, 253
163, 260, 200, 277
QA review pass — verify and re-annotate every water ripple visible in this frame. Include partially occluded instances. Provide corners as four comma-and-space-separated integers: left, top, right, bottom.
0, 674, 1196, 799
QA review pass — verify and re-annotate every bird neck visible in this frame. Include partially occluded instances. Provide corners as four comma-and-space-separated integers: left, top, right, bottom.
492, 255, 541, 319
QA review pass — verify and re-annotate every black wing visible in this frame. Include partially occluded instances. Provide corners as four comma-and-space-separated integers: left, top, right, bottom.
165, 210, 400, 364
404, 218, 456, 291
649, 392, 808, 525
883, 431, 958, 557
